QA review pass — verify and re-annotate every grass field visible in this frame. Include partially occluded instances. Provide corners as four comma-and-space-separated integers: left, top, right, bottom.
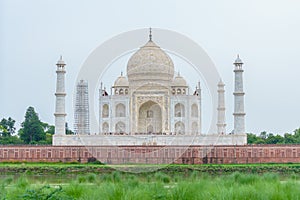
1, 163, 300, 199
1, 171, 300, 199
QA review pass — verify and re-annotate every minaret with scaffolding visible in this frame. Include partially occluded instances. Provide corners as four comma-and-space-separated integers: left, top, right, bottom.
74, 80, 90, 135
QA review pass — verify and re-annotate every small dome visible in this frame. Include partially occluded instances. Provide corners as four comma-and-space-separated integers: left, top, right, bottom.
173, 74, 187, 87
127, 40, 174, 86
114, 74, 129, 87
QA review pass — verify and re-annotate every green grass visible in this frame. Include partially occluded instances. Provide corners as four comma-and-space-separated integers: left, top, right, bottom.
2, 163, 300, 199
1, 172, 300, 199
0, 162, 299, 170
2, 162, 300, 178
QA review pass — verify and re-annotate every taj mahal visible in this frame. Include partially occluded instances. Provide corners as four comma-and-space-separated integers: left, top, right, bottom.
53, 30, 247, 146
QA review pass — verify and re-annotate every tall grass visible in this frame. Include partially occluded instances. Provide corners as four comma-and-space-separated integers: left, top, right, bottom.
1, 172, 300, 199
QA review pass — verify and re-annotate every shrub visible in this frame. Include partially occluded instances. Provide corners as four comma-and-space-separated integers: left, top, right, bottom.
77, 175, 86, 183
16, 176, 30, 189
112, 171, 121, 183
86, 173, 97, 183
87, 157, 103, 164
64, 182, 85, 198
262, 172, 279, 182
154, 172, 171, 183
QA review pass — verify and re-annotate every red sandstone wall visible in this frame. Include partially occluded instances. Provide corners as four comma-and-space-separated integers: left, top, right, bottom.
0, 145, 300, 164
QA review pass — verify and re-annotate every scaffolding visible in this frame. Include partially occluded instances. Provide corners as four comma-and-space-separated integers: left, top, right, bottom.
74, 80, 90, 135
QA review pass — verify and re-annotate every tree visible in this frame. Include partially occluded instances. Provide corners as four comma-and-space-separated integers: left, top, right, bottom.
0, 117, 16, 137
65, 122, 74, 135
254, 137, 266, 144
266, 133, 284, 144
247, 130, 300, 144
0, 117, 23, 144
19, 107, 46, 144
41, 122, 55, 135
284, 133, 297, 144
247, 133, 258, 144
0, 135, 23, 145
247, 133, 266, 144
0, 125, 8, 137
292, 128, 300, 143
41, 122, 55, 144
259, 131, 267, 140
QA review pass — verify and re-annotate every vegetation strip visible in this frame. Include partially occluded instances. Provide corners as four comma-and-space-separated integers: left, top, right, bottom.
1, 170, 300, 199
1, 163, 300, 175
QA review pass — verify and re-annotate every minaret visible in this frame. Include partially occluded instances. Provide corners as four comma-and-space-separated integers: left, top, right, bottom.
54, 56, 66, 135
217, 79, 226, 134
233, 55, 246, 134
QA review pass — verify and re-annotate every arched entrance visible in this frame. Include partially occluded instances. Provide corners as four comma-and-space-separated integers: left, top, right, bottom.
138, 101, 162, 133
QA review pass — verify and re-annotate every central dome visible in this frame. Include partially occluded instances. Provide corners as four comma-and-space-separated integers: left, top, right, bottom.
127, 40, 174, 87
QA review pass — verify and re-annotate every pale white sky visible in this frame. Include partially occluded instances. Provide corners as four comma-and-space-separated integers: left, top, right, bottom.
1, 0, 300, 135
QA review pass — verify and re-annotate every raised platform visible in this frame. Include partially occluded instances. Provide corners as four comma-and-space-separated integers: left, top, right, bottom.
53, 134, 247, 146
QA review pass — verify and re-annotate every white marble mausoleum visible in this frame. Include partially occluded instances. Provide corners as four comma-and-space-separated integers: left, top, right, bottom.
53, 31, 247, 146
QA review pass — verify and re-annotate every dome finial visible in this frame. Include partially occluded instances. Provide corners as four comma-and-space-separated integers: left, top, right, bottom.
218, 78, 225, 86
234, 54, 243, 65
149, 27, 152, 41
56, 55, 65, 65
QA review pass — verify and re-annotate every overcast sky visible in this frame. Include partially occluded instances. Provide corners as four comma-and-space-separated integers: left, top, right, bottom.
1, 0, 300, 135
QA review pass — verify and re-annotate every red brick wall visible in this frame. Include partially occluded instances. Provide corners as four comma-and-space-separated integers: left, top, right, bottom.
0, 145, 300, 164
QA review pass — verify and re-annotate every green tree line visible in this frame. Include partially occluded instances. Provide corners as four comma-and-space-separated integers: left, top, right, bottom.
247, 129, 300, 144
0, 106, 73, 145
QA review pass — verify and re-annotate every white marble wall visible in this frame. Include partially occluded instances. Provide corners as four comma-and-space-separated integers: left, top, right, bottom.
99, 95, 130, 134
53, 134, 247, 146
170, 95, 201, 135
